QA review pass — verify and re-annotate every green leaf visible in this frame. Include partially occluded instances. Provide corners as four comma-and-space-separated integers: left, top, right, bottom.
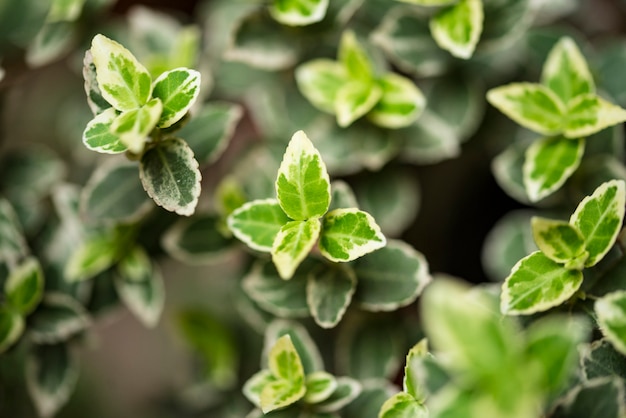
272, 219, 321, 280
295, 59, 349, 114
82, 50, 111, 115
265, 319, 324, 375
541, 37, 595, 104
581, 339, 626, 381
47, 0, 85, 22
552, 377, 626, 418
339, 31, 374, 82
114, 247, 164, 328
307, 265, 356, 328
525, 315, 589, 394
26, 343, 79, 418
304, 371, 337, 404
486, 83, 565, 136
162, 214, 236, 264
276, 130, 331, 221
570, 179, 626, 267
501, 251, 584, 315
368, 72, 426, 129
242, 261, 310, 318
64, 232, 119, 282
80, 160, 150, 224
111, 97, 162, 154
0, 306, 24, 354
228, 199, 290, 252
352, 240, 431, 311
262, 335, 306, 412
152, 68, 201, 128
319, 209, 386, 262
5, 257, 44, 315
335, 81, 383, 128
378, 392, 428, 418
530, 217, 587, 268
176, 308, 238, 389
177, 102, 243, 164
523, 136, 585, 202
403, 339, 430, 402
596, 291, 626, 356
90, 34, 152, 111
316, 377, 362, 413
430, 0, 484, 59
82, 108, 127, 154
29, 293, 91, 344
244, 370, 277, 409
564, 94, 626, 139
269, 0, 329, 26
140, 138, 201, 216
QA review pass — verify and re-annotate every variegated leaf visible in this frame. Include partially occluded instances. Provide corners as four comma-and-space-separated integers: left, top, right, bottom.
82, 108, 127, 154
111, 98, 162, 154
152, 68, 201, 128
430, 0, 484, 59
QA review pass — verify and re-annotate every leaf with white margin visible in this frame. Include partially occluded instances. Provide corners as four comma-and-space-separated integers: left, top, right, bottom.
115, 248, 165, 328
243, 370, 276, 408
570, 179, 626, 267
531, 217, 587, 268
82, 108, 127, 154
272, 219, 321, 280
304, 371, 337, 404
403, 339, 430, 402
352, 240, 430, 311
111, 97, 162, 154
306, 265, 356, 328
486, 83, 565, 136
335, 80, 383, 128
319, 208, 386, 262
64, 232, 120, 282
140, 138, 201, 216
564, 94, 626, 139
28, 293, 91, 344
264, 319, 324, 375
295, 59, 349, 114
276, 130, 331, 221
152, 68, 201, 128
26, 343, 79, 418
339, 30, 374, 82
501, 251, 583, 315
541, 37, 595, 104
5, 256, 44, 315
596, 291, 626, 356
269, 0, 329, 26
316, 377, 362, 412
0, 306, 24, 354
82, 51, 111, 116
523, 136, 584, 202
379, 392, 428, 418
368, 72, 426, 129
261, 335, 306, 413
430, 0, 484, 59
90, 34, 152, 111
228, 199, 290, 252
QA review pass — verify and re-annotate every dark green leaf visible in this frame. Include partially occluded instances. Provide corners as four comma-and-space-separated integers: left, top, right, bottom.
306, 265, 356, 328
28, 293, 91, 344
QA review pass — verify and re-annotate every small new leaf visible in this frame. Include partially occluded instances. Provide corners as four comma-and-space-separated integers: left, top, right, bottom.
0, 306, 24, 354
152, 68, 201, 128
304, 371, 337, 404
570, 179, 626, 267
429, 0, 484, 59
319, 209, 386, 262
5, 257, 44, 315
403, 339, 430, 403
335, 80, 382, 128
269, 0, 330, 26
368, 72, 426, 129
379, 392, 428, 418
486, 83, 565, 136
64, 233, 120, 282
295, 59, 349, 114
228, 199, 290, 252
501, 251, 583, 315
243, 370, 276, 408
523, 136, 585, 202
596, 291, 626, 356
90, 34, 152, 111
272, 219, 321, 280
564, 94, 626, 139
339, 31, 374, 82
140, 138, 201, 216
82, 108, 127, 154
276, 131, 331, 221
530, 217, 587, 268
112, 98, 162, 154
262, 335, 306, 412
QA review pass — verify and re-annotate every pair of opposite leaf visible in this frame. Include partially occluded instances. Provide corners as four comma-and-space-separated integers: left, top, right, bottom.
83, 34, 202, 215
396, 0, 484, 59
488, 37, 626, 202
227, 130, 386, 280
296, 31, 426, 129
501, 179, 626, 315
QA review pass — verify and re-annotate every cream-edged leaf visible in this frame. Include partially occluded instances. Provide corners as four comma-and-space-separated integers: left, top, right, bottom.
335, 81, 383, 128
379, 392, 428, 418
271, 219, 321, 280
82, 108, 127, 154
339, 30, 374, 82
152, 68, 201, 128
269, 0, 329, 26
111, 98, 162, 154
262, 335, 306, 412
596, 291, 626, 356
430, 0, 484, 59
306, 265, 356, 328
228, 199, 290, 253
304, 371, 337, 404
564, 94, 626, 139
368, 72, 426, 129
531, 217, 587, 268
295, 59, 349, 114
